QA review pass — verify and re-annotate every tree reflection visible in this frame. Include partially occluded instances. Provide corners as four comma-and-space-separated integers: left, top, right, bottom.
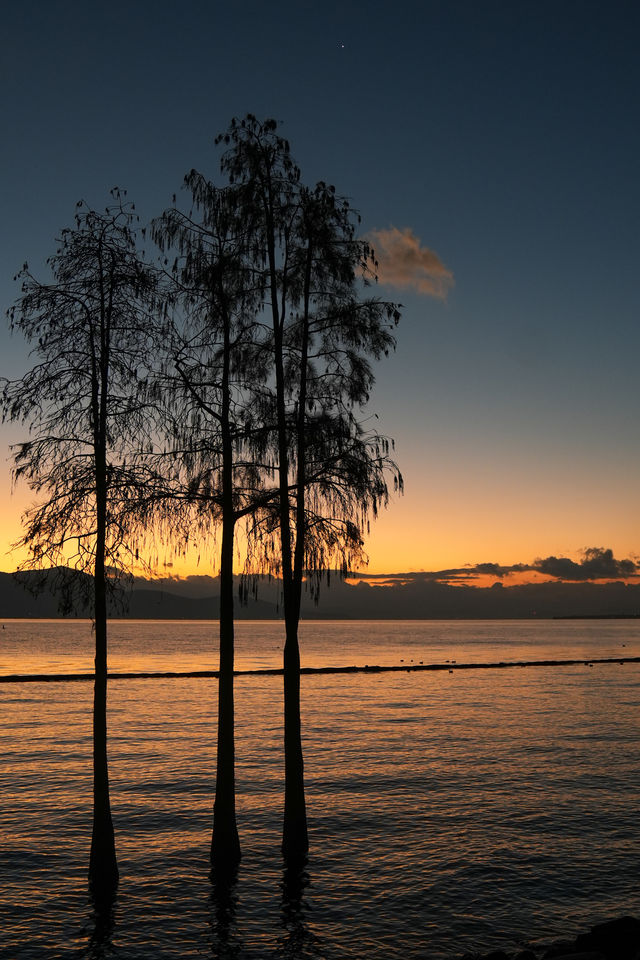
209, 866, 242, 959
84, 887, 116, 960
278, 861, 323, 959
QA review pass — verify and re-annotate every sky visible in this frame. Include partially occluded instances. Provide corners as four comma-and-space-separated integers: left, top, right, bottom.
1, 0, 639, 580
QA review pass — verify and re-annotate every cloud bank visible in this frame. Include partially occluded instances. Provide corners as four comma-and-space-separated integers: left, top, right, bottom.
368, 226, 453, 299
353, 547, 639, 584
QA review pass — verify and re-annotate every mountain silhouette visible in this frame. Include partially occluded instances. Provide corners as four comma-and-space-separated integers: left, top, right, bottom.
1, 568, 640, 619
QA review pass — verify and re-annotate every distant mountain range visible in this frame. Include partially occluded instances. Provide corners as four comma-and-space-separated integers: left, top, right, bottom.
1, 567, 640, 619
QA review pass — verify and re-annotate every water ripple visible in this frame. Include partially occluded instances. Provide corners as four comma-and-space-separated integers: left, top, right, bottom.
2, 624, 640, 958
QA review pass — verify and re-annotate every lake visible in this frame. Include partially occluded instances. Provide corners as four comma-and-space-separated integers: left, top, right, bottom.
2, 619, 640, 959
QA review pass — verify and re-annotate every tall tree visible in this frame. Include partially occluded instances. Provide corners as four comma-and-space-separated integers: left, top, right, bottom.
2, 192, 158, 896
217, 117, 402, 863
152, 173, 272, 872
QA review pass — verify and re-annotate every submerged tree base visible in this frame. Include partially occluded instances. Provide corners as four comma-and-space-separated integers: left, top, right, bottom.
281, 817, 309, 867
88, 851, 119, 901
210, 828, 241, 879
89, 810, 119, 898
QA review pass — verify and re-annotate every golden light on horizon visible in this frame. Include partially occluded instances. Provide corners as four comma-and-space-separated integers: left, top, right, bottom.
1, 449, 638, 580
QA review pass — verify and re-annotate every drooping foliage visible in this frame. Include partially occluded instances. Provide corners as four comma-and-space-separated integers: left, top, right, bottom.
151, 172, 277, 870
215, 116, 402, 861
3, 118, 403, 877
3, 192, 160, 587
2, 190, 159, 896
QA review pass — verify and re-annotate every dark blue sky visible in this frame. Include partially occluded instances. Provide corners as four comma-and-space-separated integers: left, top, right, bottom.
2, 0, 639, 573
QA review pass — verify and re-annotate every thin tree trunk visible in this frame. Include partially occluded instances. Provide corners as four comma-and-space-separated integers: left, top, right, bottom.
275, 348, 307, 860
211, 510, 241, 869
89, 263, 118, 896
273, 302, 309, 862
261, 174, 310, 862
211, 303, 241, 870
281, 239, 313, 863
282, 611, 308, 861
88, 472, 118, 894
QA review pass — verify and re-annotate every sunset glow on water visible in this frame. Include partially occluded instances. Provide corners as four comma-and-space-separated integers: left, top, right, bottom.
2, 621, 640, 958
3, 617, 640, 675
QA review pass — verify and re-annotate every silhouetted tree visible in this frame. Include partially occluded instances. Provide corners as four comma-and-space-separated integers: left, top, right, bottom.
151, 173, 274, 871
217, 116, 402, 862
1, 192, 158, 896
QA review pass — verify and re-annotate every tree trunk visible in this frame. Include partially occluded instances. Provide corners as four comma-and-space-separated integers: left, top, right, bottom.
89, 487, 118, 895
282, 609, 308, 862
273, 325, 308, 862
89, 286, 118, 896
211, 510, 241, 870
281, 240, 313, 864
262, 175, 310, 863
211, 302, 241, 871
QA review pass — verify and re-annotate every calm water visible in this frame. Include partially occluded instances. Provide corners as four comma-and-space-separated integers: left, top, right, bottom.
2, 619, 640, 959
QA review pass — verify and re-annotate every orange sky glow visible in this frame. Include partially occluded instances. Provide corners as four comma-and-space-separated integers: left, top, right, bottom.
2, 468, 638, 587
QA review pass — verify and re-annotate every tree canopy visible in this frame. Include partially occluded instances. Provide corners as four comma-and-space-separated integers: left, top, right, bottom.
3, 118, 403, 874
2, 189, 160, 896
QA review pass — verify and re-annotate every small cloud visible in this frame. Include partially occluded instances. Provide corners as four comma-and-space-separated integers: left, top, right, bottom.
534, 547, 637, 581
368, 226, 453, 299
473, 562, 509, 578
535, 556, 586, 580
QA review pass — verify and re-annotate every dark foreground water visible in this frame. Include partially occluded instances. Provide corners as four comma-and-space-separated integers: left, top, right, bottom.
2, 620, 640, 959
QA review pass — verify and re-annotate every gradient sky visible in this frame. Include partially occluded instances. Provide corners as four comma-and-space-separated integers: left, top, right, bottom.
1, 0, 639, 577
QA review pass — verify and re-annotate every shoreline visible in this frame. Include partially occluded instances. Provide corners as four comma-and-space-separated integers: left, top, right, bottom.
462, 915, 640, 960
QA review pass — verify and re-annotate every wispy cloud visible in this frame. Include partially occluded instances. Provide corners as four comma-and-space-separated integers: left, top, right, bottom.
368, 226, 453, 299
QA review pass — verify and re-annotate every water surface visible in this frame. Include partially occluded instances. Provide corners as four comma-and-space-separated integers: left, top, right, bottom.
2, 620, 639, 958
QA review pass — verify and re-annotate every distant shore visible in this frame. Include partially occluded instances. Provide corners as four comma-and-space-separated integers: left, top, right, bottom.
3, 568, 640, 619
553, 613, 640, 619
0, 610, 640, 624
